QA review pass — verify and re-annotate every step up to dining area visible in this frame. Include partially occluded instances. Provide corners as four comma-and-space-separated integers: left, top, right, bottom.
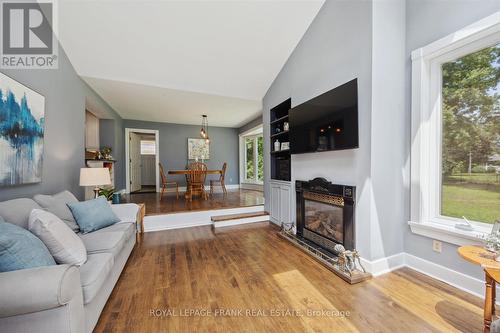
211, 211, 270, 228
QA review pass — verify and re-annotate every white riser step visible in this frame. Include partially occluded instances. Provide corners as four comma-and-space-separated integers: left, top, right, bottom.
144, 205, 264, 232
213, 215, 270, 228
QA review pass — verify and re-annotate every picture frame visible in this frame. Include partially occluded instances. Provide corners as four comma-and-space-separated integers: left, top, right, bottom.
0, 73, 45, 186
188, 138, 210, 160
281, 142, 290, 151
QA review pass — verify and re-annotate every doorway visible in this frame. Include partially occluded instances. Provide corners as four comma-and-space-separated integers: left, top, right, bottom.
125, 128, 160, 193
239, 125, 264, 191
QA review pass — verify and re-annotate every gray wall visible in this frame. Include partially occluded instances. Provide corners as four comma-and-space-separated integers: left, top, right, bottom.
99, 117, 125, 190
238, 115, 263, 134
263, 0, 375, 259
403, 0, 500, 279
0, 47, 123, 201
123, 120, 239, 186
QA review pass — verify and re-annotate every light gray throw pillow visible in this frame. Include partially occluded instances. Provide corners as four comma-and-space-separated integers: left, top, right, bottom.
33, 191, 80, 232
29, 209, 87, 266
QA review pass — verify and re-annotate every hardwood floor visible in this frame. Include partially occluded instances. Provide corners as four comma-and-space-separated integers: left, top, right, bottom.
121, 189, 264, 216
95, 223, 484, 333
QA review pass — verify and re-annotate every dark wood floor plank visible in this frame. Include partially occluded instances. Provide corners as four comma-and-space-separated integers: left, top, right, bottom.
94, 223, 483, 333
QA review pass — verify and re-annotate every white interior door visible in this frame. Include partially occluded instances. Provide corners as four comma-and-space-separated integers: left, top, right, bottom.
129, 132, 142, 192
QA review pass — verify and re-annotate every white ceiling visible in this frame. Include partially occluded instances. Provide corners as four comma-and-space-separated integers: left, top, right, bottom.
59, 0, 324, 127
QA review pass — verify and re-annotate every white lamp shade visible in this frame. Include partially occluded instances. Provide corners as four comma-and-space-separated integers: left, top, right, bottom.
79, 168, 111, 187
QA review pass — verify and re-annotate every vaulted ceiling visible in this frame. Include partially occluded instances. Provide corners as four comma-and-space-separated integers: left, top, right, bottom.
59, 0, 324, 127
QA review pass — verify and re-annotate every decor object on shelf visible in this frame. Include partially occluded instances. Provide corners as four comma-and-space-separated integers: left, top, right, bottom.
98, 187, 115, 202
100, 146, 113, 160
79, 167, 111, 199
200, 114, 210, 143
276, 127, 281, 133
112, 193, 121, 204
188, 138, 210, 160
281, 142, 290, 150
274, 139, 280, 151
0, 73, 45, 186
283, 122, 289, 131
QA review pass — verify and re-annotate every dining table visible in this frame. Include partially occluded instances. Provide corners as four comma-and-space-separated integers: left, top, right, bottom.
168, 169, 222, 199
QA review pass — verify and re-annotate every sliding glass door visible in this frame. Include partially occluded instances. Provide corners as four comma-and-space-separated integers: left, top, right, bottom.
244, 134, 263, 184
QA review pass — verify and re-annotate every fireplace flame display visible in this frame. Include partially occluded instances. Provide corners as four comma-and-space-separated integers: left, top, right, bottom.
305, 200, 343, 243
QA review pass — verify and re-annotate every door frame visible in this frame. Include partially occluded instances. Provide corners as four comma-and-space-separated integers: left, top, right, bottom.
125, 128, 160, 193
239, 124, 263, 185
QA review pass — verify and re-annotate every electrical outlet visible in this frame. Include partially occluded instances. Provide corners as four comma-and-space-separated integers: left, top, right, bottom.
432, 240, 442, 253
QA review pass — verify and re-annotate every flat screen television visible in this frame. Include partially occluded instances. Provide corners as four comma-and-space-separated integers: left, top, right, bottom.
289, 79, 359, 154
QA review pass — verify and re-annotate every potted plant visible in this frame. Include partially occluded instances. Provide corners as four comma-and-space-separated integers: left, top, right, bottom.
98, 187, 115, 203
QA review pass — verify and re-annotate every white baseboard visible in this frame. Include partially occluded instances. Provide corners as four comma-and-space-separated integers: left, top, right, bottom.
404, 253, 487, 299
144, 205, 264, 232
360, 252, 488, 300
360, 253, 406, 277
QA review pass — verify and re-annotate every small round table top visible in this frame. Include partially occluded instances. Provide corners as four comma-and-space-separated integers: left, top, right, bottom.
458, 245, 500, 268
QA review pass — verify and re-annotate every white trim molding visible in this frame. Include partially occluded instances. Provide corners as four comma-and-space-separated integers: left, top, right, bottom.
408, 221, 486, 246
361, 252, 492, 300
360, 253, 406, 277
410, 11, 500, 239
125, 128, 160, 194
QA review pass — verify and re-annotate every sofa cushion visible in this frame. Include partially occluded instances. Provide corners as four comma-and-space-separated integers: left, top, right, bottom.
0, 218, 56, 272
79, 252, 113, 304
29, 209, 87, 266
96, 222, 135, 241
79, 231, 125, 258
33, 191, 80, 232
67, 197, 120, 234
0, 198, 41, 229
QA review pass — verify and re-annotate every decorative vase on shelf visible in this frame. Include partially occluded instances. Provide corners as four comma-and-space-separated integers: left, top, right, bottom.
283, 122, 289, 131
274, 139, 280, 151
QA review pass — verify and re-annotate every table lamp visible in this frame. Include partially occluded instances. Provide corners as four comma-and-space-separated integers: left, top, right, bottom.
80, 168, 111, 199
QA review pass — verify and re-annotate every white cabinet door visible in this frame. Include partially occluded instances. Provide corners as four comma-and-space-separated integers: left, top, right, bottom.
270, 183, 281, 223
279, 185, 292, 225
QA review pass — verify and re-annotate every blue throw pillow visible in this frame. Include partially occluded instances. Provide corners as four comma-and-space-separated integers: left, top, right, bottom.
0, 218, 56, 272
67, 196, 121, 234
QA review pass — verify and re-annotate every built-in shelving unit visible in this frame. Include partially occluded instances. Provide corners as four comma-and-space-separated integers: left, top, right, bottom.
270, 98, 291, 181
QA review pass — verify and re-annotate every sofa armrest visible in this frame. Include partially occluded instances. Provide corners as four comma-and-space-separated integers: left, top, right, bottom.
111, 203, 139, 223
0, 264, 81, 317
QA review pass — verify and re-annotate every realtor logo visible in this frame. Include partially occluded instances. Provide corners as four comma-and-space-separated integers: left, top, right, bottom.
1, 0, 58, 69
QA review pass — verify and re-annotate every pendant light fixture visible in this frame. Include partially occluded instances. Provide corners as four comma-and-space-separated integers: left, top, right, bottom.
200, 115, 210, 143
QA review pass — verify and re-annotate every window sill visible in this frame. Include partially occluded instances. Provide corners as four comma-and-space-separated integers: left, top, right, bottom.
408, 221, 488, 246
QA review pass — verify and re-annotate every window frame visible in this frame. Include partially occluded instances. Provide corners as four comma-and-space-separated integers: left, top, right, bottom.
243, 133, 264, 185
410, 12, 500, 244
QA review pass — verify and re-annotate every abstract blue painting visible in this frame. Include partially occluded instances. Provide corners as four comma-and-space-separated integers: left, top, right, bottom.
0, 73, 45, 186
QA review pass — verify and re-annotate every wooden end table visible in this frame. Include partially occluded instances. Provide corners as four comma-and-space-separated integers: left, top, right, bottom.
458, 245, 500, 333
136, 203, 146, 238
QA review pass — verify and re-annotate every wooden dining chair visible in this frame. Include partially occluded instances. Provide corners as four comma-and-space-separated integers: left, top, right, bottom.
187, 162, 208, 201
159, 163, 179, 200
210, 162, 227, 197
